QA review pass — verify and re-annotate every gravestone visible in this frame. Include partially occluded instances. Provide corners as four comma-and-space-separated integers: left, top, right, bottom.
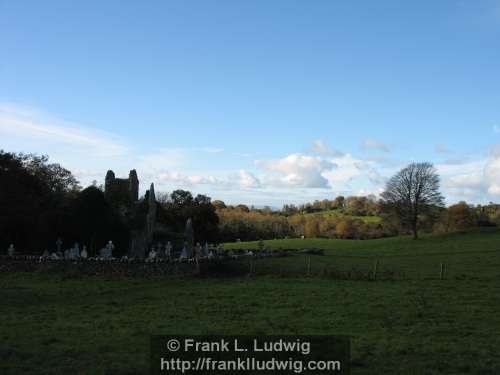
202, 242, 209, 257
180, 243, 188, 260
100, 241, 114, 259
148, 247, 157, 260
56, 238, 63, 253
217, 244, 224, 255
185, 218, 194, 258
194, 242, 202, 259
7, 244, 15, 257
81, 246, 88, 259
71, 243, 80, 259
164, 241, 172, 259
260, 246, 271, 256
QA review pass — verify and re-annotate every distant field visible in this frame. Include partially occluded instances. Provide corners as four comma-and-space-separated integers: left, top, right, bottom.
1, 228, 500, 374
225, 228, 500, 279
302, 209, 382, 223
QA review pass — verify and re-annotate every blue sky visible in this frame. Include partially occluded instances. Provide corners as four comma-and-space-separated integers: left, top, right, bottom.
1, 0, 500, 206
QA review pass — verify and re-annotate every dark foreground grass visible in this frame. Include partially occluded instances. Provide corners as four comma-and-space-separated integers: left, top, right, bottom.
1, 274, 500, 374
1, 229, 500, 374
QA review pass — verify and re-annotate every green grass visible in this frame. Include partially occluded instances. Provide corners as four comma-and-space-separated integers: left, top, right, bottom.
226, 228, 500, 279
1, 228, 500, 374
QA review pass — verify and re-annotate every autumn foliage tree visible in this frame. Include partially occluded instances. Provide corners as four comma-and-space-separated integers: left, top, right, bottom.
447, 202, 476, 232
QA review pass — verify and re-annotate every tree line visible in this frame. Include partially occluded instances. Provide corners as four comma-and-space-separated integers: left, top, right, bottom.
1, 151, 499, 253
0, 151, 218, 255
216, 163, 500, 241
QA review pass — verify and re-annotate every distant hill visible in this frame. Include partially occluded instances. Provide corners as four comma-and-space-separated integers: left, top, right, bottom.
302, 208, 382, 223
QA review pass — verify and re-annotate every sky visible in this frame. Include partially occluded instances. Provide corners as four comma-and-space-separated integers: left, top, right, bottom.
1, 0, 500, 207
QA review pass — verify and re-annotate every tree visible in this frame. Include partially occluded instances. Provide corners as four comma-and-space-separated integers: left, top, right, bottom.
381, 162, 444, 239
447, 202, 476, 232
160, 190, 219, 242
304, 217, 319, 237
70, 187, 129, 255
333, 196, 345, 210
0, 151, 80, 252
212, 200, 226, 210
236, 204, 250, 213
335, 218, 356, 239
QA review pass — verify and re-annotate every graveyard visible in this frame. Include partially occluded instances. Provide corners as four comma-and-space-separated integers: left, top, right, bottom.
1, 228, 500, 374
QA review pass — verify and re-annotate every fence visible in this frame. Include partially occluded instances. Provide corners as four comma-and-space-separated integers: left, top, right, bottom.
1, 248, 500, 280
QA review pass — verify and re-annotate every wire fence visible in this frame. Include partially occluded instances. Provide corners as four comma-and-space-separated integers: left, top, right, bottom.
1, 248, 500, 281
227, 249, 500, 281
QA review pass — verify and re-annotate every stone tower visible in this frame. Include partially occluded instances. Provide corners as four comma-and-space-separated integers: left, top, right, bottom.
105, 170, 116, 197
146, 183, 157, 243
104, 169, 139, 204
129, 169, 139, 202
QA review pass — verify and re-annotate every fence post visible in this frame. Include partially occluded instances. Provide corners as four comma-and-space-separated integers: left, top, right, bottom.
195, 257, 200, 275
373, 259, 379, 280
440, 263, 444, 280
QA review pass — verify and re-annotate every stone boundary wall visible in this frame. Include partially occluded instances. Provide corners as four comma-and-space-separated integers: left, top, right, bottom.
0, 250, 307, 278
0, 258, 200, 278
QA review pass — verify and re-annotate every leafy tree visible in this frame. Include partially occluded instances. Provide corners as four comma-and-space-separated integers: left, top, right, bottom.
68, 186, 129, 255
236, 204, 250, 213
335, 218, 357, 239
447, 202, 476, 232
212, 200, 227, 209
304, 217, 319, 237
160, 190, 219, 242
381, 162, 444, 239
0, 151, 80, 252
333, 196, 345, 209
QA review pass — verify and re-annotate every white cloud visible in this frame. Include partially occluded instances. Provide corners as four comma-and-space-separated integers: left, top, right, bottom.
361, 138, 390, 152
309, 140, 345, 157
255, 153, 336, 188
238, 170, 261, 188
0, 103, 129, 157
484, 146, 500, 195
322, 154, 362, 185
157, 171, 221, 186
322, 154, 390, 188
4, 102, 499, 205
436, 147, 500, 202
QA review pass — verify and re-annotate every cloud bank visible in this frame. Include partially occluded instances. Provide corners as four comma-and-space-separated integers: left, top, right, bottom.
2, 102, 499, 205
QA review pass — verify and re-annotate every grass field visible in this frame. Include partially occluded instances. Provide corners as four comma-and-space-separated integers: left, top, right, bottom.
1, 229, 500, 374
226, 228, 500, 279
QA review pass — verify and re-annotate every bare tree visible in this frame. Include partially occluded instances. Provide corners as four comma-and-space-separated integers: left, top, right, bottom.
381, 162, 444, 239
